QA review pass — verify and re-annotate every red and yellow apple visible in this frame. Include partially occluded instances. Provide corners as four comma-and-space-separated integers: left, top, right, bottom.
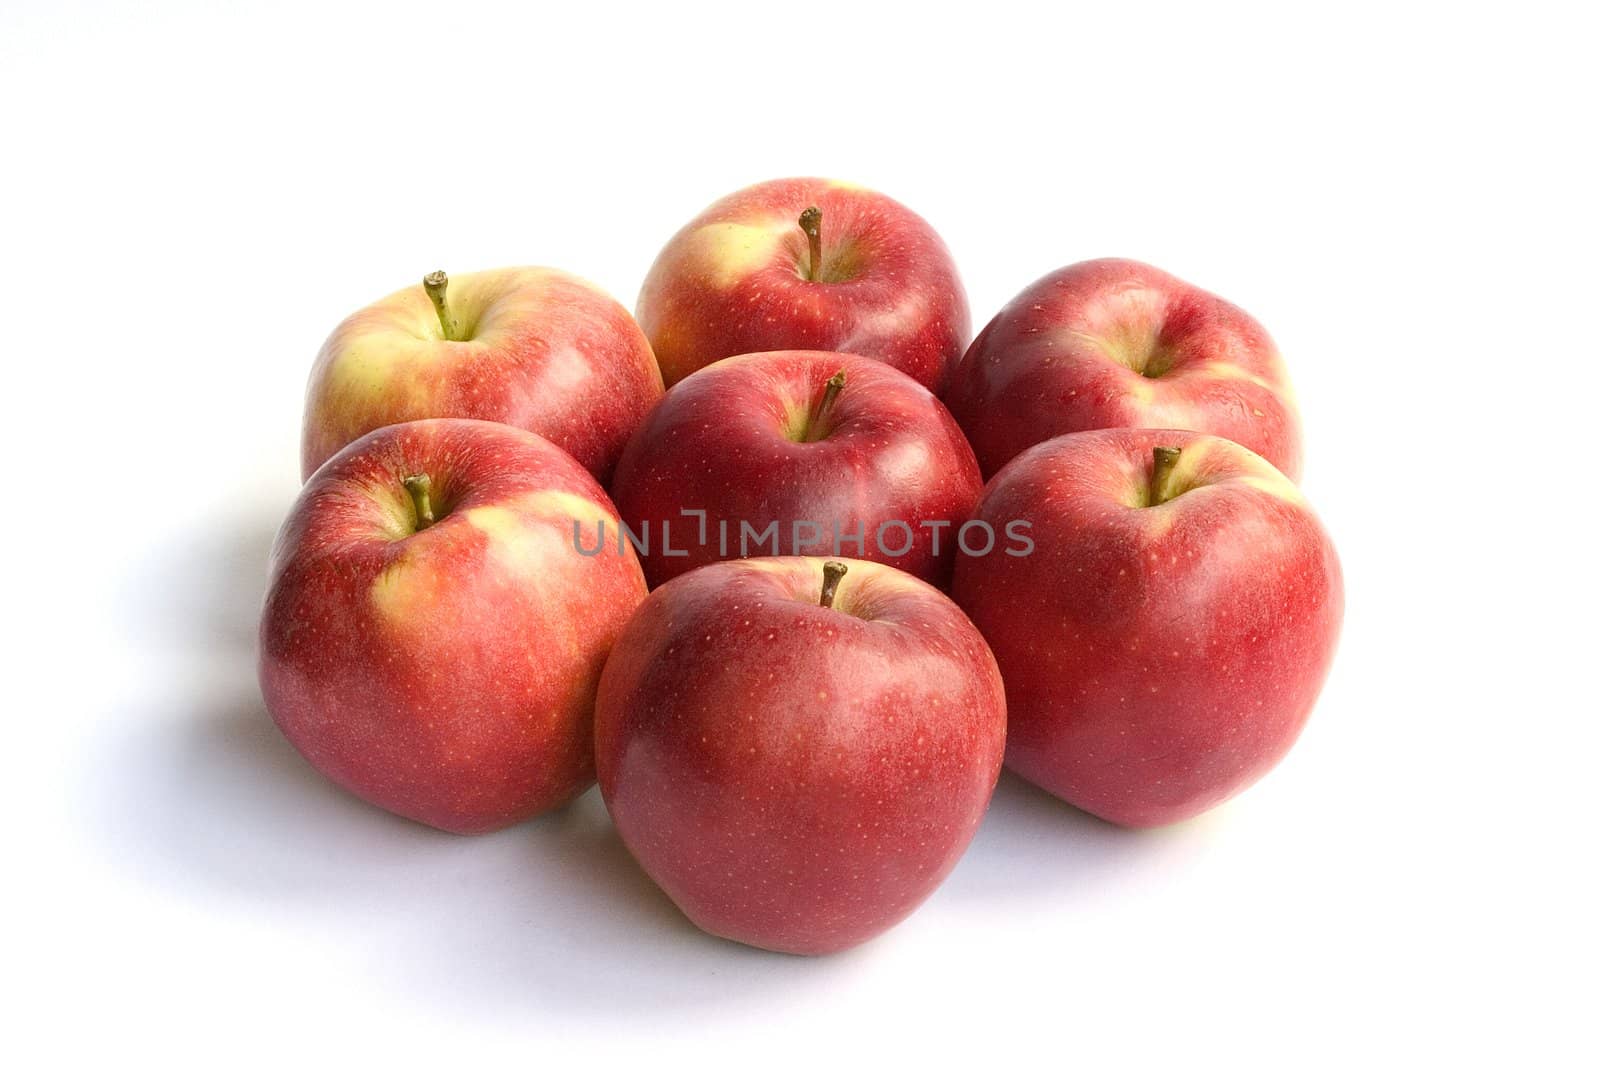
609, 350, 983, 588
636, 178, 970, 393
945, 258, 1303, 479
259, 418, 648, 834
596, 557, 1006, 955
301, 267, 663, 483
951, 429, 1341, 827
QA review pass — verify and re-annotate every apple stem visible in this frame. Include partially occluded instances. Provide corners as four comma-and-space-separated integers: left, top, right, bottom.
1151, 446, 1183, 505
423, 271, 460, 341
818, 560, 848, 609
403, 473, 436, 530
802, 369, 848, 443
799, 206, 823, 281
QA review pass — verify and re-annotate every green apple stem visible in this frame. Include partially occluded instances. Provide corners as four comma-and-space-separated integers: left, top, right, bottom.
798, 206, 823, 281
403, 473, 436, 530
423, 271, 460, 341
818, 560, 848, 609
802, 369, 847, 443
1151, 446, 1183, 505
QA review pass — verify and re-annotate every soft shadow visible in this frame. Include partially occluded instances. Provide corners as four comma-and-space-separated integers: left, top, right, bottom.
85, 506, 886, 1016
940, 771, 1223, 903
84, 689, 833, 1018
96, 691, 439, 898
119, 507, 282, 661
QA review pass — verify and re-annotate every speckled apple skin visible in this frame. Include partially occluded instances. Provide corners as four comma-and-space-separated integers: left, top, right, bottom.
261, 419, 648, 834
595, 558, 1006, 955
636, 177, 970, 394
302, 267, 664, 484
952, 429, 1341, 828
609, 351, 982, 589
945, 258, 1303, 480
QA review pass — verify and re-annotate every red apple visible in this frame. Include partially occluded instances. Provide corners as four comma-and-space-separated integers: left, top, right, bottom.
636, 178, 970, 393
260, 418, 648, 834
301, 267, 663, 483
609, 350, 983, 588
945, 258, 1303, 479
595, 557, 1006, 955
951, 429, 1341, 827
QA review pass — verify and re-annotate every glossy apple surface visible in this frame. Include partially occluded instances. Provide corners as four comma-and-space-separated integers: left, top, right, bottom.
302, 267, 663, 483
946, 258, 1303, 479
636, 177, 970, 393
260, 418, 648, 833
596, 557, 1006, 955
951, 429, 1341, 827
609, 350, 982, 588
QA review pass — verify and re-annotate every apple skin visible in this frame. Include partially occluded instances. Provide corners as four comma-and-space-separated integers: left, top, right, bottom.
595, 557, 1006, 955
260, 418, 648, 834
301, 267, 663, 484
609, 350, 983, 589
945, 258, 1303, 480
636, 177, 970, 393
951, 429, 1341, 828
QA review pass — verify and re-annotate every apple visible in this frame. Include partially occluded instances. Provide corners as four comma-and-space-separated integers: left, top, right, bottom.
301, 267, 663, 484
951, 428, 1341, 827
259, 418, 648, 834
595, 557, 1006, 955
636, 177, 970, 393
609, 350, 983, 589
945, 258, 1303, 479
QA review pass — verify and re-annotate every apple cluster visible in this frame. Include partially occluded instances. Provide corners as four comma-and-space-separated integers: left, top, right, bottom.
259, 176, 1343, 956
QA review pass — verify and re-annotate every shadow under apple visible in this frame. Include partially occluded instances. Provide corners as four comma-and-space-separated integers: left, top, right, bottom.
81, 688, 840, 1019
938, 771, 1224, 904
85, 501, 855, 1020
116, 508, 282, 665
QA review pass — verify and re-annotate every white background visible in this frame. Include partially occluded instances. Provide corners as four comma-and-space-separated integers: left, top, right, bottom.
6, 1, 1596, 1062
